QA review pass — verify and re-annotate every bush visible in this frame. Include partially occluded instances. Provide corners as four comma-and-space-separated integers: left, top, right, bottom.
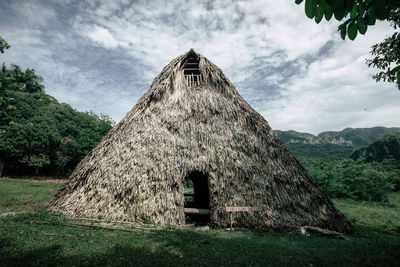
307, 159, 395, 202
341, 160, 394, 201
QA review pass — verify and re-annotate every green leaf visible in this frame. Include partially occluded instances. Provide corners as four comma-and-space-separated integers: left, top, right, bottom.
339, 25, 346, 40
318, 0, 329, 11
373, 1, 390, 20
295, 0, 304, 4
397, 71, 400, 88
333, 0, 346, 20
305, 0, 315, 18
315, 6, 324, 23
356, 17, 367, 34
367, 10, 376, 25
357, 4, 364, 16
326, 0, 339, 9
347, 22, 357, 40
388, 65, 400, 75
350, 5, 357, 18
344, 0, 355, 12
324, 5, 334, 20
334, 8, 346, 20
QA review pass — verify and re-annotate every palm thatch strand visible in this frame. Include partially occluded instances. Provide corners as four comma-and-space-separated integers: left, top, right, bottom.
48, 49, 352, 233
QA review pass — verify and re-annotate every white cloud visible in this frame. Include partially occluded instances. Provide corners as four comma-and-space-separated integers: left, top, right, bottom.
86, 26, 119, 49
263, 22, 400, 134
72, 0, 338, 74
1, 0, 398, 134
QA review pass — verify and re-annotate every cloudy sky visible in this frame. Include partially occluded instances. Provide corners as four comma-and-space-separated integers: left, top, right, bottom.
1, 0, 399, 134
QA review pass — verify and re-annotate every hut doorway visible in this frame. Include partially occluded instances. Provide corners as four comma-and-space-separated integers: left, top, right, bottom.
184, 171, 210, 225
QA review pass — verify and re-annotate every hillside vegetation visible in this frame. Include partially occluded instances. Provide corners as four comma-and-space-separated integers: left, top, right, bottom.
286, 143, 354, 161
281, 131, 400, 202
274, 127, 400, 147
351, 133, 400, 162
0, 64, 113, 177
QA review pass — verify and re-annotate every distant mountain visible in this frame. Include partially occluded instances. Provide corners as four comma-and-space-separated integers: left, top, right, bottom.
350, 134, 400, 162
274, 127, 400, 147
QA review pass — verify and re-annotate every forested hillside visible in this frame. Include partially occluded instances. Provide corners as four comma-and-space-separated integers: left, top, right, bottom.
285, 143, 354, 161
0, 64, 113, 177
274, 127, 400, 147
281, 131, 400, 202
351, 134, 400, 162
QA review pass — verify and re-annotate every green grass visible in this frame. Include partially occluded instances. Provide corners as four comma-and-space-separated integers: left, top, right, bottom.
333, 194, 400, 232
184, 184, 194, 203
1, 178, 400, 266
0, 178, 63, 213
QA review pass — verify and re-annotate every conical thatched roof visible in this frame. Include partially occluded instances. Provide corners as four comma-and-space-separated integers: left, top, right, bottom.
48, 50, 352, 233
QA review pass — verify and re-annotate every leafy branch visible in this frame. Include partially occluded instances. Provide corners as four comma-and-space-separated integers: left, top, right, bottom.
295, 0, 400, 89
0, 36, 11, 54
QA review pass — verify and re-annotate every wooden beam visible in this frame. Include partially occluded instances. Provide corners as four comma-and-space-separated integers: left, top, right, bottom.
184, 208, 210, 215
225, 206, 263, 212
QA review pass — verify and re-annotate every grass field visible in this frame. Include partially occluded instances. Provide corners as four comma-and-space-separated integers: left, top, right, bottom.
1, 178, 399, 266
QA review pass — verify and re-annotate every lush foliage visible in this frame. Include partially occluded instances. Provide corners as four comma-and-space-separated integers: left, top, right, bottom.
304, 158, 397, 201
274, 127, 400, 147
295, 1, 400, 88
0, 64, 113, 177
351, 133, 400, 162
349, 133, 400, 190
0, 36, 10, 53
282, 130, 400, 202
287, 143, 354, 161
1, 178, 400, 266
295, 0, 399, 39
0, 64, 45, 93
366, 9, 400, 89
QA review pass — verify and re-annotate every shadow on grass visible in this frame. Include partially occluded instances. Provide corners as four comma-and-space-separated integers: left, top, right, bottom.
1, 238, 180, 267
1, 212, 400, 266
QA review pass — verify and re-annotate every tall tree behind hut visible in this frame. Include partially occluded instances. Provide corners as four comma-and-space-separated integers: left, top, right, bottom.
0, 37, 114, 177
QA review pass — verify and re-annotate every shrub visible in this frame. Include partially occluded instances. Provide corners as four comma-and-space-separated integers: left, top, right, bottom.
307, 158, 395, 202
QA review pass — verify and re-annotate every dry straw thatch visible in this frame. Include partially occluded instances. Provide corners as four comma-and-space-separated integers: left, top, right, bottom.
48, 50, 352, 233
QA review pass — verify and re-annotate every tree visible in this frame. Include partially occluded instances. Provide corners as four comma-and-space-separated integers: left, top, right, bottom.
341, 159, 394, 201
0, 87, 114, 177
0, 36, 114, 177
366, 9, 400, 89
0, 36, 10, 53
305, 158, 395, 201
295, 0, 400, 88
0, 37, 113, 177
0, 64, 45, 93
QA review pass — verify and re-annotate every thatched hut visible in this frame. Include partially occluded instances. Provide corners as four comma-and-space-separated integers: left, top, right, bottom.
48, 50, 352, 233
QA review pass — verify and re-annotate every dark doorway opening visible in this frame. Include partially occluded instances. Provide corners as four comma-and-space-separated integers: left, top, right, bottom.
184, 171, 210, 225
